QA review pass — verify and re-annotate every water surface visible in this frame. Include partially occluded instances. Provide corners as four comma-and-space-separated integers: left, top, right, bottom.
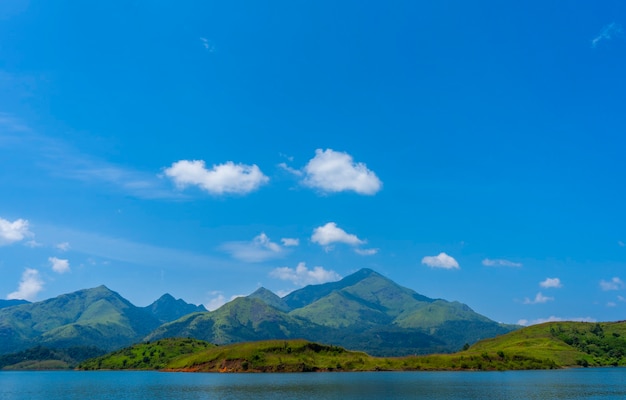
1, 369, 625, 400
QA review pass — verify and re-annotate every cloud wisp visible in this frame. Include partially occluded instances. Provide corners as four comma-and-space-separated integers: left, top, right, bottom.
0, 115, 177, 199
7, 268, 44, 301
591, 22, 624, 48
600, 277, 624, 291
422, 252, 460, 269
301, 149, 382, 195
0, 217, 32, 246
270, 262, 341, 286
482, 258, 522, 268
164, 160, 269, 195
221, 233, 286, 262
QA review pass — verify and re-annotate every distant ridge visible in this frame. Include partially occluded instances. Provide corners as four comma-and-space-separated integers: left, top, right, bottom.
0, 299, 30, 310
0, 286, 205, 355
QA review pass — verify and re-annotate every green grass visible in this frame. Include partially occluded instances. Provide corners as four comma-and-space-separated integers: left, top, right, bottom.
77, 338, 213, 370
78, 321, 626, 372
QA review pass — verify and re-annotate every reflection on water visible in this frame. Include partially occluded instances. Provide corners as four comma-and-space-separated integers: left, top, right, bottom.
0, 369, 625, 400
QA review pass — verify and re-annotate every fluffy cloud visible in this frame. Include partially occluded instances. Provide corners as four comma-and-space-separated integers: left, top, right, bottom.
421, 252, 459, 270
221, 233, 284, 262
302, 149, 382, 195
281, 238, 300, 247
482, 258, 522, 268
164, 160, 269, 195
523, 292, 554, 305
49, 257, 70, 274
0, 217, 32, 246
7, 268, 44, 301
270, 262, 341, 286
600, 277, 624, 291
311, 222, 364, 247
539, 277, 562, 289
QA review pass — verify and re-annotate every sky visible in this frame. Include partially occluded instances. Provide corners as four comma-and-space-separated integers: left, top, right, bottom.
1, 1, 625, 326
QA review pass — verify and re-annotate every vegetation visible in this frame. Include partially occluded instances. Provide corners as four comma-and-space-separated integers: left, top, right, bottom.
148, 268, 516, 356
78, 338, 213, 370
0, 346, 104, 370
79, 321, 626, 372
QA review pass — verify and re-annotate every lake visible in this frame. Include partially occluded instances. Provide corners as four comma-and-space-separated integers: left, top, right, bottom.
1, 369, 625, 399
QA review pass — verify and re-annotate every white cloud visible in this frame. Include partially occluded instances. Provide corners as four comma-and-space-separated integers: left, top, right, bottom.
281, 238, 300, 247
311, 222, 364, 247
591, 22, 623, 48
204, 291, 242, 311
302, 149, 382, 195
0, 217, 32, 246
164, 160, 269, 195
270, 262, 341, 286
523, 292, 554, 305
539, 277, 562, 289
221, 233, 284, 262
7, 268, 44, 301
517, 316, 596, 326
355, 248, 379, 256
205, 292, 226, 311
600, 277, 624, 291
482, 258, 522, 268
421, 252, 460, 270
49, 257, 70, 274
56, 242, 70, 251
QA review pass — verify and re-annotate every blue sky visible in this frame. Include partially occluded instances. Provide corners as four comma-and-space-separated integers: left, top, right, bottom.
1, 1, 625, 325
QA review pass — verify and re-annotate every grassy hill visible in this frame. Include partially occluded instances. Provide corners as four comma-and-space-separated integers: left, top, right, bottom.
78, 338, 213, 370
79, 321, 626, 372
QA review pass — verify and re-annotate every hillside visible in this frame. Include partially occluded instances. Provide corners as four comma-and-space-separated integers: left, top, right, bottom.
0, 286, 209, 355
149, 268, 516, 356
79, 321, 626, 372
78, 338, 213, 370
0, 346, 104, 370
142, 294, 207, 324
0, 286, 161, 354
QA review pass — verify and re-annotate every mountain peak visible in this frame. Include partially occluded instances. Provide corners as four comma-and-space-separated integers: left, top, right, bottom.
143, 293, 206, 324
283, 268, 387, 310
247, 287, 290, 312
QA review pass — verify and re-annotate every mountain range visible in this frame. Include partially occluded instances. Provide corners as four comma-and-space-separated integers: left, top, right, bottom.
0, 268, 516, 356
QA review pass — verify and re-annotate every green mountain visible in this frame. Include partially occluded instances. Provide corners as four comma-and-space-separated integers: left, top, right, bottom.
146, 297, 326, 344
248, 287, 290, 312
142, 293, 207, 324
149, 268, 516, 356
0, 285, 161, 354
